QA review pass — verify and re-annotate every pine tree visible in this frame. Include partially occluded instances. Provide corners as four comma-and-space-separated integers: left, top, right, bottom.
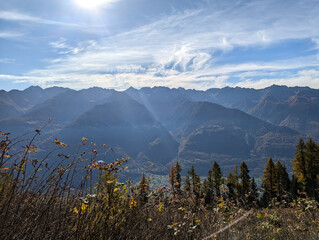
138, 173, 150, 205
169, 165, 177, 194
184, 175, 191, 196
293, 138, 319, 198
211, 161, 223, 197
304, 138, 319, 198
293, 139, 306, 190
185, 165, 201, 200
274, 161, 290, 198
175, 161, 182, 191
226, 172, 236, 200
194, 173, 201, 198
239, 161, 251, 198
248, 177, 259, 205
261, 157, 275, 205
202, 178, 212, 205
207, 169, 214, 204
290, 174, 299, 199
232, 165, 240, 199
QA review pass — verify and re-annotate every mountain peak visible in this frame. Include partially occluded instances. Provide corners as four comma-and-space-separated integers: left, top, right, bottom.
125, 86, 138, 92
25, 86, 43, 91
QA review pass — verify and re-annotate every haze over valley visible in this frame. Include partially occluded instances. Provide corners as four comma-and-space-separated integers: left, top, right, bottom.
1, 85, 318, 177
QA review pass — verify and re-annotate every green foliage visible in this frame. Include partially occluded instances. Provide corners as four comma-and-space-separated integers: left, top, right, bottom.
226, 172, 236, 199
187, 165, 201, 200
175, 161, 182, 192
293, 139, 307, 189
293, 138, 319, 199
212, 161, 223, 197
274, 160, 290, 199
239, 161, 250, 198
261, 157, 275, 206
138, 172, 150, 205
184, 175, 191, 195
249, 177, 259, 205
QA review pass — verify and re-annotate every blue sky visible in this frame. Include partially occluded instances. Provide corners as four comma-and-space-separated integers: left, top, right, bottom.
0, 0, 319, 90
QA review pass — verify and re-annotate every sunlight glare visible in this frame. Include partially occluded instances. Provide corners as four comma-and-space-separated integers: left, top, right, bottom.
74, 0, 111, 9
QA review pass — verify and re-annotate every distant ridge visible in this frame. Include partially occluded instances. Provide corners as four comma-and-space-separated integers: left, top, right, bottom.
0, 85, 317, 176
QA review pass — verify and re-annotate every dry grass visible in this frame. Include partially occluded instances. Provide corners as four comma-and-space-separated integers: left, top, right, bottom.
0, 130, 318, 240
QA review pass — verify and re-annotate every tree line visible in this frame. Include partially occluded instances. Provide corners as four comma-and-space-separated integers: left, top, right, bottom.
137, 138, 319, 207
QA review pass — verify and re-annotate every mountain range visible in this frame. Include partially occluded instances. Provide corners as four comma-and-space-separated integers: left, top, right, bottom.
0, 85, 318, 177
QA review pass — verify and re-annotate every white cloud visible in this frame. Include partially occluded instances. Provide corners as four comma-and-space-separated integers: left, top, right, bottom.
49, 38, 84, 55
3, 0, 319, 89
0, 58, 15, 64
234, 69, 319, 89
0, 11, 79, 27
0, 31, 23, 39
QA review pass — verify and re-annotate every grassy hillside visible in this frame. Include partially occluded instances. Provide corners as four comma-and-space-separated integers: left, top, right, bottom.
0, 130, 318, 239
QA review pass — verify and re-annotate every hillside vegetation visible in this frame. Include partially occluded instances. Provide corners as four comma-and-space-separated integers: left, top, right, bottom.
0, 130, 318, 239
2, 85, 319, 177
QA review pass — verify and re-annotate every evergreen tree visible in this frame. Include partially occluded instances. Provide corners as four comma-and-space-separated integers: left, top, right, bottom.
183, 165, 201, 200
293, 139, 306, 190
248, 177, 259, 205
184, 175, 191, 196
175, 161, 182, 191
226, 172, 236, 200
261, 157, 275, 205
207, 169, 214, 204
194, 174, 201, 198
232, 165, 240, 199
138, 173, 150, 205
202, 178, 212, 205
184, 165, 201, 200
239, 161, 251, 198
274, 161, 290, 198
290, 174, 299, 199
211, 161, 223, 197
304, 138, 319, 198
293, 138, 319, 199
169, 165, 177, 194
188, 165, 201, 197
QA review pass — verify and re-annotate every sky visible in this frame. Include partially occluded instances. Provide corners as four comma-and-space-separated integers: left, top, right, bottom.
0, 0, 319, 91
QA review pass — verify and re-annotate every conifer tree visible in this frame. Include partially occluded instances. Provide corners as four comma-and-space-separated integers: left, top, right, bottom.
184, 175, 191, 195
169, 165, 177, 194
239, 161, 251, 198
206, 169, 214, 204
293, 139, 306, 190
138, 173, 150, 205
175, 161, 182, 191
232, 165, 240, 198
194, 174, 201, 198
304, 138, 319, 198
249, 177, 259, 204
211, 161, 223, 197
274, 161, 290, 198
290, 174, 299, 199
202, 178, 212, 205
261, 157, 275, 205
226, 172, 236, 199
293, 138, 319, 198
185, 165, 201, 200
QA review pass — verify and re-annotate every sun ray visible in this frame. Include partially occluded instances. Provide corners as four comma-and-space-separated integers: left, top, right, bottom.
74, 0, 111, 9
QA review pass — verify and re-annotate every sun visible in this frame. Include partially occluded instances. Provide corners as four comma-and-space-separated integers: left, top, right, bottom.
74, 0, 111, 9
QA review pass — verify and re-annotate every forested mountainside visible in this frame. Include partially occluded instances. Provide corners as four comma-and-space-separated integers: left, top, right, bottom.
1, 85, 318, 176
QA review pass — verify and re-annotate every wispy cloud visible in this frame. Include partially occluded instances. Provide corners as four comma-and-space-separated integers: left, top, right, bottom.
234, 69, 319, 89
0, 31, 23, 39
49, 38, 83, 54
0, 58, 15, 64
3, 0, 319, 89
0, 11, 79, 27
